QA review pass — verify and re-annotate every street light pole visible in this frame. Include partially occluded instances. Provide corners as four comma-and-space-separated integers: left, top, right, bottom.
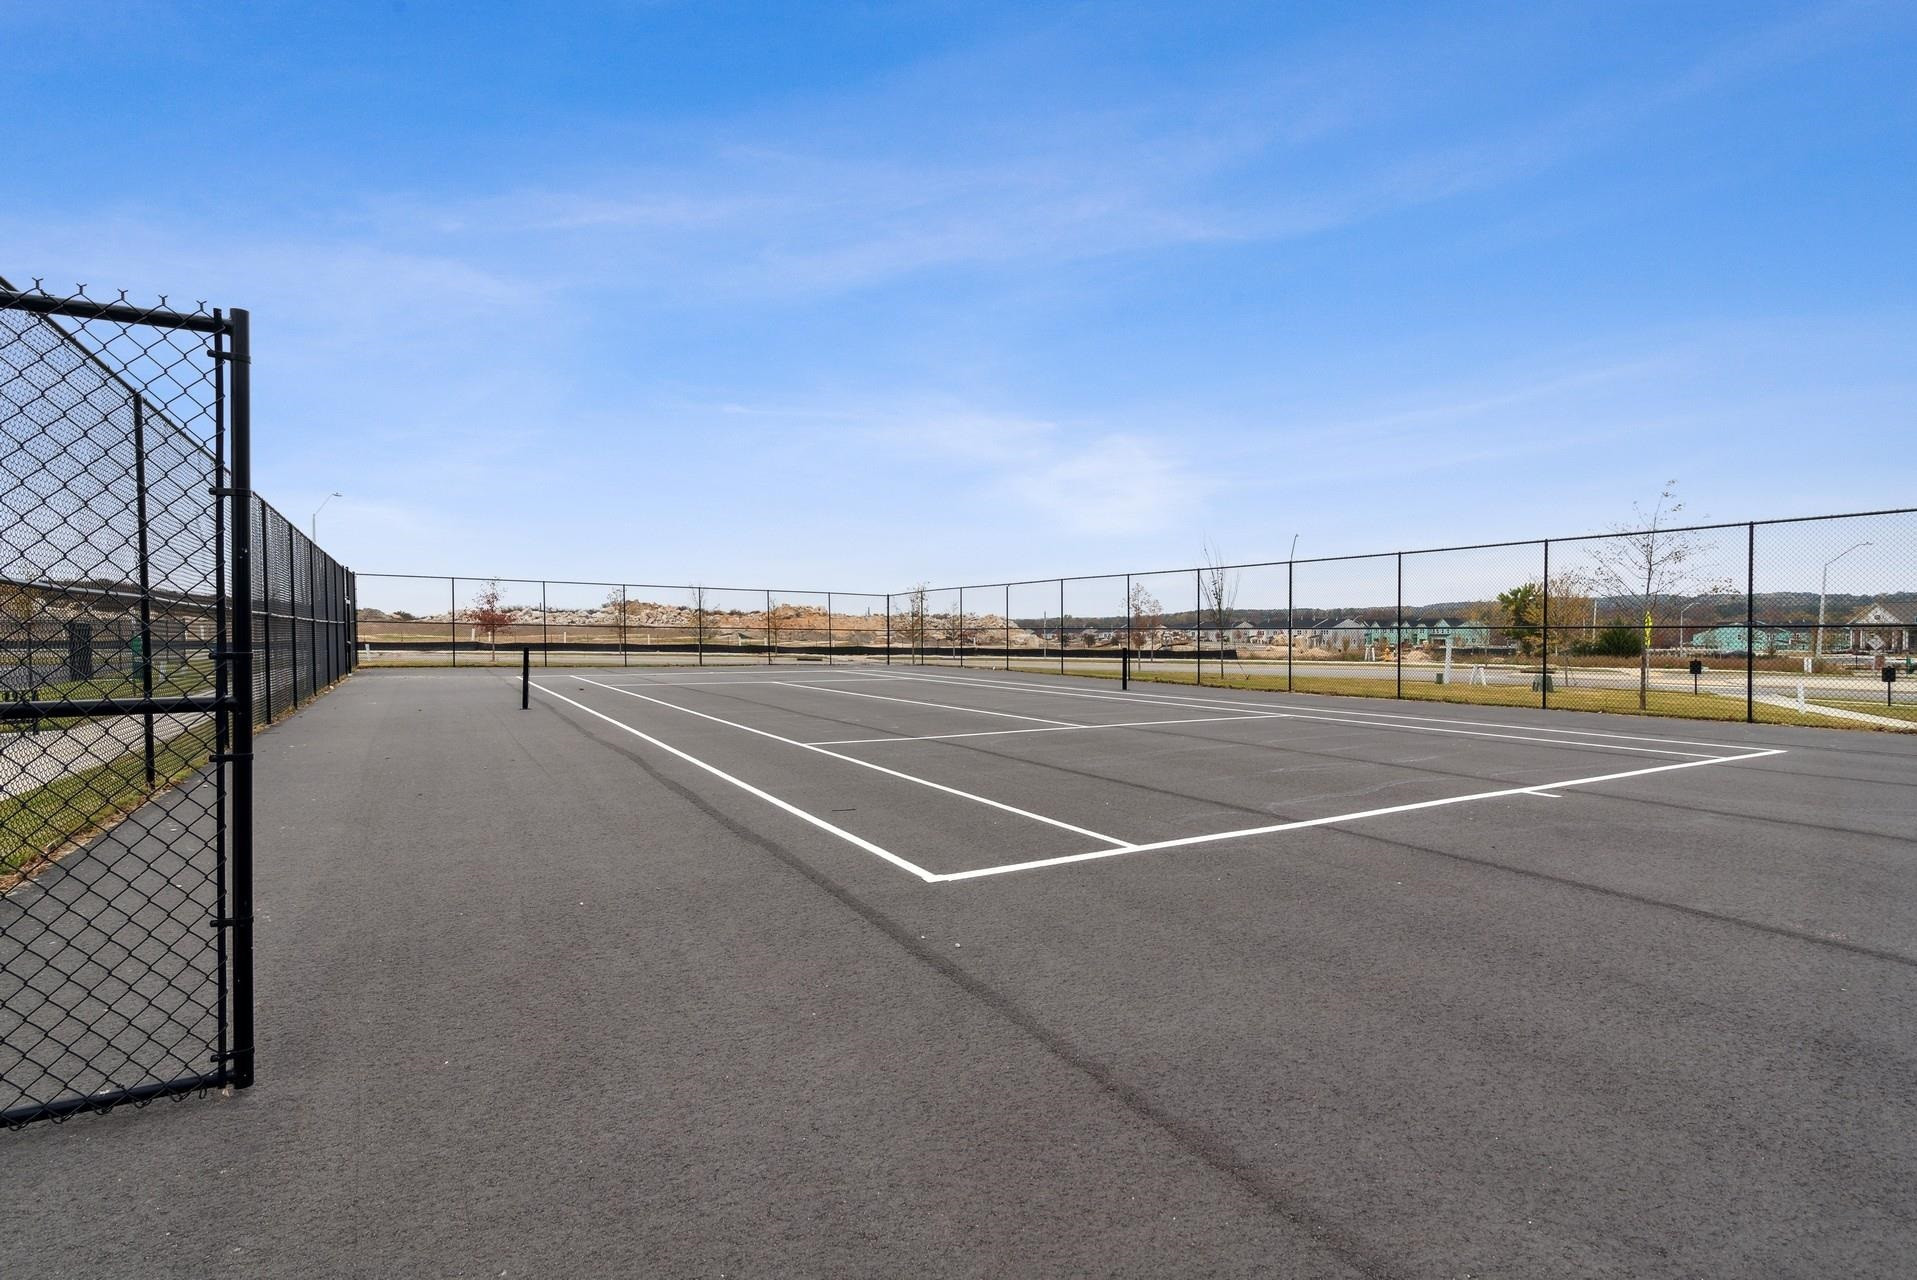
310, 491, 342, 542
1817, 541, 1872, 659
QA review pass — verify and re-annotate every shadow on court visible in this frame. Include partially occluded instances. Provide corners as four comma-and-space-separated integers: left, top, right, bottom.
5, 665, 1916, 1279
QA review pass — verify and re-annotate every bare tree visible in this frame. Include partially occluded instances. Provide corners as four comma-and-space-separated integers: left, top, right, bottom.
895, 584, 930, 661
465, 579, 514, 658
691, 585, 709, 661
1201, 541, 1238, 675
1584, 483, 1734, 708
1129, 581, 1164, 658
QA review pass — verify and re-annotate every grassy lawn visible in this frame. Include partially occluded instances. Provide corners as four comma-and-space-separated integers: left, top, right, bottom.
2, 720, 218, 881
2, 657, 217, 734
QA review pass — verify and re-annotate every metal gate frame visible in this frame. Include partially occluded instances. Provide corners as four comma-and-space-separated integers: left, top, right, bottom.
1, 286, 255, 1124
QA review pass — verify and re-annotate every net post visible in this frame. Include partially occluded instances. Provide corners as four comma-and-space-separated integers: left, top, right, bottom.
1123, 572, 1132, 691
522, 646, 530, 709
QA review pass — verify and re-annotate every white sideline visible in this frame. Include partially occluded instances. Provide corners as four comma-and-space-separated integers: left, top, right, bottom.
563, 675, 1132, 848
930, 748, 1790, 881
871, 670, 1740, 760
808, 714, 1274, 747
527, 681, 939, 882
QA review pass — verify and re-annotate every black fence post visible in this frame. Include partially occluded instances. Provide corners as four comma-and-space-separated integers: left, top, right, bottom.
306, 534, 319, 698
131, 395, 157, 786
1747, 522, 1756, 722
450, 577, 458, 668
542, 581, 549, 668
884, 594, 891, 665
1395, 553, 1403, 701
1541, 540, 1551, 709
766, 589, 774, 665
620, 585, 629, 667
1004, 584, 1010, 671
1286, 558, 1294, 693
286, 519, 298, 706
259, 499, 274, 712
227, 307, 257, 1092
826, 591, 833, 665
958, 586, 965, 668
1058, 579, 1065, 675
1194, 568, 1203, 688
1124, 572, 1132, 691
522, 646, 530, 709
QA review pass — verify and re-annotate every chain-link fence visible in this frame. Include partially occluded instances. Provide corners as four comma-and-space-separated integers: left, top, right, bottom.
355, 574, 886, 666
361, 512, 1914, 731
905, 509, 1917, 731
2, 280, 352, 1127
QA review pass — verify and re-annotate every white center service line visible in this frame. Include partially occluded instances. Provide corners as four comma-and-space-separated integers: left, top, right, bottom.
560, 675, 1133, 848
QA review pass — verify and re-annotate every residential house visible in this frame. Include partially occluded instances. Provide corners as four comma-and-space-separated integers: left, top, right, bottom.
1844, 602, 1914, 654
1686, 625, 1806, 655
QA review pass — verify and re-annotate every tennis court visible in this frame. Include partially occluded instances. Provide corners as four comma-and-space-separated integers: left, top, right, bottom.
6, 663, 1916, 1277
526, 664, 1790, 883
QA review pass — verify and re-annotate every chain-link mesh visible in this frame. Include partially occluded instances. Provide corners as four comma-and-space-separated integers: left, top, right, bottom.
892, 512, 1917, 732
2, 281, 353, 1127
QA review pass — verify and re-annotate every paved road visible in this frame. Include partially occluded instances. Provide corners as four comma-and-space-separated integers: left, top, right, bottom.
4, 667, 1914, 1277
0, 710, 212, 799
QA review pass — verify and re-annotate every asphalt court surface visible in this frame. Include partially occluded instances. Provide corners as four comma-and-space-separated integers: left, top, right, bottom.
529, 664, 1794, 882
7, 664, 1916, 1278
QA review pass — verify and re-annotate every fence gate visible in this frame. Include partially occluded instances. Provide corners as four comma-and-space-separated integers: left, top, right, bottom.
1, 282, 255, 1125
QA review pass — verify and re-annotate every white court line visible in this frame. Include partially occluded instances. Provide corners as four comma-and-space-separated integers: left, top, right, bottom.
931, 748, 1789, 882
871, 670, 1738, 760
563, 675, 1132, 848
808, 714, 1272, 747
881, 668, 1775, 753
779, 681, 1090, 727
600, 676, 897, 688
527, 682, 938, 883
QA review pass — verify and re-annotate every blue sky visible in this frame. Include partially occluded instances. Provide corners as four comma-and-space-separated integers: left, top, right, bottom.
6, 1, 1914, 606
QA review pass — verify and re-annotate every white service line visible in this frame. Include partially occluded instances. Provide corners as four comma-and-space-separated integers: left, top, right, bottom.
886, 668, 1777, 753
872, 670, 1740, 760
779, 681, 1087, 727
563, 675, 1132, 848
808, 714, 1274, 747
527, 681, 938, 882
931, 748, 1789, 882
608, 676, 896, 688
